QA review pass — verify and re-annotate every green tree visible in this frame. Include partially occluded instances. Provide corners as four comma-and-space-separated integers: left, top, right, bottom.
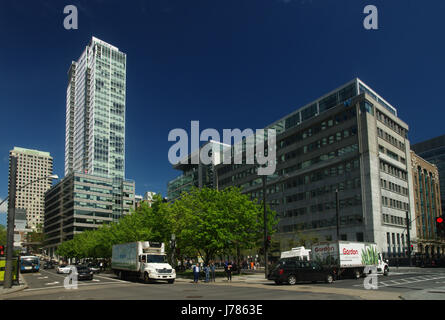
171, 187, 277, 266
0, 224, 6, 246
56, 195, 175, 260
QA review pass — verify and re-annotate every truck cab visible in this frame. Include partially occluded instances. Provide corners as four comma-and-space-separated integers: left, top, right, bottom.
376, 253, 389, 276
139, 244, 176, 283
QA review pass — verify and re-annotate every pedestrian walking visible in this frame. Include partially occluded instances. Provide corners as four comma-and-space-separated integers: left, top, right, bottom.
204, 264, 210, 283
226, 261, 233, 281
193, 263, 200, 283
210, 261, 216, 282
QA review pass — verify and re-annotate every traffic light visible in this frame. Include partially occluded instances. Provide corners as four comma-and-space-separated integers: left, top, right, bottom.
436, 216, 445, 239
0, 245, 4, 256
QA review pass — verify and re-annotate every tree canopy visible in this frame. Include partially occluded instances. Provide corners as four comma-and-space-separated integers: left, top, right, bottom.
56, 188, 278, 264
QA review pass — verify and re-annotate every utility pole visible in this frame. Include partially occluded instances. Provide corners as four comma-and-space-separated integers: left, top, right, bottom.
4, 156, 17, 289
336, 189, 340, 241
262, 175, 268, 279
406, 211, 412, 267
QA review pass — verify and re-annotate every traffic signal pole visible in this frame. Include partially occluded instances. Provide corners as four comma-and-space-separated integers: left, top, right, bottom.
406, 211, 412, 267
262, 175, 269, 279
4, 156, 18, 289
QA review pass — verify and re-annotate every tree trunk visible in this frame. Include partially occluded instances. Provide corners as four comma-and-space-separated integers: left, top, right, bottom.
236, 246, 241, 274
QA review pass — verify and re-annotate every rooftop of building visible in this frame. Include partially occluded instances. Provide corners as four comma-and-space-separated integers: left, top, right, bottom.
266, 78, 398, 134
412, 135, 445, 155
11, 147, 51, 158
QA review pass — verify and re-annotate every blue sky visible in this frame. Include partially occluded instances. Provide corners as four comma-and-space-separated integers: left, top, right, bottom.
1, 0, 444, 225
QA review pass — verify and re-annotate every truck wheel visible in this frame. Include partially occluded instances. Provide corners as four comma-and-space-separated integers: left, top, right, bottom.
353, 270, 361, 279
325, 274, 334, 284
287, 275, 297, 285
144, 272, 150, 283
168, 279, 175, 284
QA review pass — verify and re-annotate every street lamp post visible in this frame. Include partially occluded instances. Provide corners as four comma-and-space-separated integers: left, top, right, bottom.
171, 234, 176, 268
262, 175, 268, 279
2, 167, 58, 289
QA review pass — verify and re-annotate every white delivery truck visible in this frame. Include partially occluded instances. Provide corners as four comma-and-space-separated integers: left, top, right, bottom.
111, 241, 176, 283
280, 247, 311, 260
310, 241, 389, 279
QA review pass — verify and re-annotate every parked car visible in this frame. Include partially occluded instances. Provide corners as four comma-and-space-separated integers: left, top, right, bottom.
268, 259, 334, 285
57, 265, 74, 274
77, 266, 94, 280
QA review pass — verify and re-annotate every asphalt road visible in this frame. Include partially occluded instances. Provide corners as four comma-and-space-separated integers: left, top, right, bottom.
5, 268, 356, 300
4, 267, 445, 300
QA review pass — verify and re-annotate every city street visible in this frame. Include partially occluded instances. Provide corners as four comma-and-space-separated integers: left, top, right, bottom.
2, 267, 445, 300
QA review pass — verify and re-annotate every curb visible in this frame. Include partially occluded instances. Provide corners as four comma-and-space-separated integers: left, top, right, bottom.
0, 275, 28, 296
2, 272, 29, 295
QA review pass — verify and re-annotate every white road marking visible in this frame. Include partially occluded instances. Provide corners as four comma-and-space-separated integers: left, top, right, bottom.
23, 281, 134, 292
93, 274, 133, 283
92, 279, 100, 282
45, 282, 60, 286
38, 276, 49, 279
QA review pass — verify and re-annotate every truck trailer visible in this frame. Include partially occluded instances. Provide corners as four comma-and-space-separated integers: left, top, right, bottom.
310, 241, 389, 279
111, 241, 176, 283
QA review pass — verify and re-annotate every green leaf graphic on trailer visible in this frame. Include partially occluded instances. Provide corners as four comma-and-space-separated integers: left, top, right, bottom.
362, 246, 378, 265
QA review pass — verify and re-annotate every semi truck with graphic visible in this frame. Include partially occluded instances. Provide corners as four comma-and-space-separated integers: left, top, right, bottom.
310, 241, 389, 279
111, 241, 176, 283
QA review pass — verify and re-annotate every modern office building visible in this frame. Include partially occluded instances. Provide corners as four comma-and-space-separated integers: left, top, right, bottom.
44, 172, 135, 257
412, 135, 445, 215
9, 147, 54, 230
44, 37, 134, 255
135, 191, 157, 208
168, 141, 229, 201
410, 151, 444, 255
215, 78, 416, 258
63, 36, 131, 221
65, 37, 127, 180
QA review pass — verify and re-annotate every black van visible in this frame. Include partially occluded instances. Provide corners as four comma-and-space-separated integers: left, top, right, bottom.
268, 259, 334, 285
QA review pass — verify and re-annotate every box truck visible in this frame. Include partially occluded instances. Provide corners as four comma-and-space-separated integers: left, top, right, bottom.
111, 241, 176, 283
310, 241, 389, 279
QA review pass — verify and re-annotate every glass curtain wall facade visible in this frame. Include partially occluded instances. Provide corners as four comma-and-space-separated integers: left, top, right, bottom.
63, 37, 132, 222
65, 37, 126, 179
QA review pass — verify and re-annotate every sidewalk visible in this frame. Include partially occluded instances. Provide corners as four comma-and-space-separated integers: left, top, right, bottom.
175, 273, 269, 284
0, 273, 28, 297
389, 266, 445, 273
400, 286, 445, 300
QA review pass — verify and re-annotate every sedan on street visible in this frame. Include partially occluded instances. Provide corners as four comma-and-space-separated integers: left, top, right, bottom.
57, 265, 75, 274
77, 266, 94, 280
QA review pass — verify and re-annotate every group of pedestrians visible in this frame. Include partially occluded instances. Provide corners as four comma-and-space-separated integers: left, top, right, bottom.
192, 260, 237, 283
193, 262, 216, 283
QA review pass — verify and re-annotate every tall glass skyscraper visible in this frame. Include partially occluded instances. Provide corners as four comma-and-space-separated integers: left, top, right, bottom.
65, 37, 126, 179
62, 37, 134, 223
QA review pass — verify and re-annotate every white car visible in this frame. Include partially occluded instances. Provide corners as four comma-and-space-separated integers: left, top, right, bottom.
57, 265, 74, 274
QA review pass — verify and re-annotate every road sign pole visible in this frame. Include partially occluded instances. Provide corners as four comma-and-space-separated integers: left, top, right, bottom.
4, 156, 18, 289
